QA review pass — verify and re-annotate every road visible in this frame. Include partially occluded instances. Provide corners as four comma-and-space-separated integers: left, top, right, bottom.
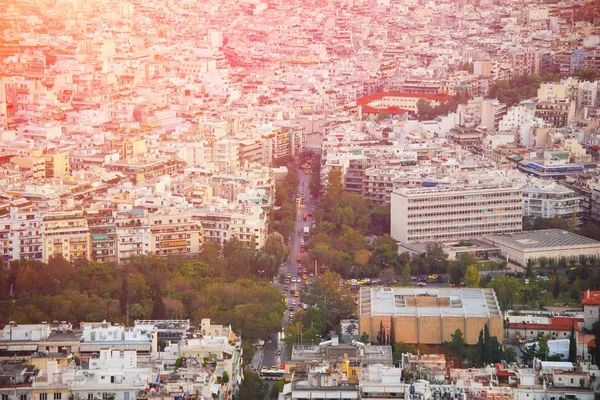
259, 164, 317, 374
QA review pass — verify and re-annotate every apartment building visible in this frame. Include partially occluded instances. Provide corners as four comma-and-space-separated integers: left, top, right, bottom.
522, 181, 582, 221
510, 50, 539, 77
149, 212, 204, 258
105, 159, 186, 185
344, 158, 370, 196
0, 206, 43, 262
238, 138, 263, 167
212, 139, 240, 174
194, 206, 267, 248
114, 205, 151, 263
391, 184, 523, 243
535, 99, 576, 128
85, 208, 117, 264
481, 99, 507, 131
363, 167, 398, 205
42, 211, 91, 263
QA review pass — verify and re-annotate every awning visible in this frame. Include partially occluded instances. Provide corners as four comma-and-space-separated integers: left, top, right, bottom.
6, 345, 38, 351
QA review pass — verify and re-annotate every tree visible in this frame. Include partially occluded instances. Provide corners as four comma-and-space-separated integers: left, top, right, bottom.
237, 371, 268, 400
537, 336, 550, 361
463, 265, 481, 288
221, 371, 229, 384
151, 286, 166, 319
173, 357, 185, 371
553, 276, 561, 299
423, 243, 449, 274
526, 259, 534, 278
569, 322, 577, 362
359, 331, 370, 344
490, 276, 522, 311
400, 263, 411, 284
270, 378, 285, 400
446, 329, 467, 362
377, 321, 386, 345
303, 270, 353, 329
263, 232, 287, 264
521, 344, 538, 366
392, 342, 418, 365
379, 268, 397, 286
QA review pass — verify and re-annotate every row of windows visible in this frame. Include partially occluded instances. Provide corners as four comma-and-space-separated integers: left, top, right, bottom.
407, 191, 520, 203
408, 215, 522, 226
407, 206, 522, 219
407, 221, 521, 234
407, 199, 521, 211
409, 228, 521, 241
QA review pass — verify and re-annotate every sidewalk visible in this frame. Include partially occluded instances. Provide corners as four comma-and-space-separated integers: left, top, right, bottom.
250, 348, 264, 372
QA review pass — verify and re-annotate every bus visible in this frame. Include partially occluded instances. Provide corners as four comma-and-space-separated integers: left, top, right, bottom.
259, 369, 285, 380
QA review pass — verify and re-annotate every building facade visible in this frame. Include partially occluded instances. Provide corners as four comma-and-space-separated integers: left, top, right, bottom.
391, 184, 523, 243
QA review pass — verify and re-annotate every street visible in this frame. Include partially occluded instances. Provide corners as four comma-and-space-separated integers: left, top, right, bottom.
258, 163, 317, 375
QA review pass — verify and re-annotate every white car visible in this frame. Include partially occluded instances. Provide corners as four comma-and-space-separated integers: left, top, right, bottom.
417, 281, 428, 287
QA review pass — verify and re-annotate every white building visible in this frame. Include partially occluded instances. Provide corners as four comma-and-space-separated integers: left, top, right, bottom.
522, 180, 581, 221
0, 206, 44, 262
391, 184, 523, 243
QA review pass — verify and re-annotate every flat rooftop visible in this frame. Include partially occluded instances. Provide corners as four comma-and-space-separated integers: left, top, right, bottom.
360, 287, 501, 317
483, 229, 600, 250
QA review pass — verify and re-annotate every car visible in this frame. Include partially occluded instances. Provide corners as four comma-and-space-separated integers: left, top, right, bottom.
277, 350, 281, 356
271, 366, 277, 371
296, 255, 301, 262
290, 289, 295, 295
417, 281, 428, 287
261, 366, 267, 371
283, 286, 289, 292
309, 273, 314, 277
284, 279, 290, 284
291, 298, 297, 305
289, 311, 295, 317
294, 291, 299, 297
302, 274, 307, 280
289, 306, 295, 311
308, 212, 313, 217
286, 273, 292, 279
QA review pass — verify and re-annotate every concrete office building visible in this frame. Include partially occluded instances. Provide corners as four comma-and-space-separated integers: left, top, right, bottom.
391, 184, 522, 243
483, 229, 600, 266
358, 287, 503, 345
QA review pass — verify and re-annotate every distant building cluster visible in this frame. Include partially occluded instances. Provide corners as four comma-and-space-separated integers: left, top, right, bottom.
0, 319, 242, 400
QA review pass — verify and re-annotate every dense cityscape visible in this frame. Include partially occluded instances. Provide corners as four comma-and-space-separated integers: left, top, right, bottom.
2, 0, 600, 399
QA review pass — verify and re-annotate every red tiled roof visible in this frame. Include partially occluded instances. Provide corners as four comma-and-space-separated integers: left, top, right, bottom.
582, 291, 600, 305
357, 91, 452, 105
508, 317, 582, 332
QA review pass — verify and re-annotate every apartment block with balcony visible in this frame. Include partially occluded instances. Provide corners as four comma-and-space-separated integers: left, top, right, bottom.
344, 158, 370, 196
42, 211, 91, 263
391, 184, 523, 243
149, 212, 204, 258
194, 206, 267, 248
535, 99, 576, 128
114, 206, 150, 263
522, 181, 582, 223
85, 208, 117, 264
0, 206, 44, 262
212, 139, 239, 174
363, 167, 398, 205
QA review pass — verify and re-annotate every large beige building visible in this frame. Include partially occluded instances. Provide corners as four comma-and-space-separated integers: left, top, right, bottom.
42, 211, 91, 262
358, 287, 503, 345
391, 184, 523, 243
483, 229, 600, 266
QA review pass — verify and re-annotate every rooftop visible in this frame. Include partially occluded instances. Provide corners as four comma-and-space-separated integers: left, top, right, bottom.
360, 287, 501, 317
483, 229, 600, 250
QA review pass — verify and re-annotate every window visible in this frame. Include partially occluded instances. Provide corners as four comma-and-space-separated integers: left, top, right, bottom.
40, 394, 47, 400
21, 395, 27, 400
88, 394, 94, 400
2, 394, 9, 400
54, 394, 62, 400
